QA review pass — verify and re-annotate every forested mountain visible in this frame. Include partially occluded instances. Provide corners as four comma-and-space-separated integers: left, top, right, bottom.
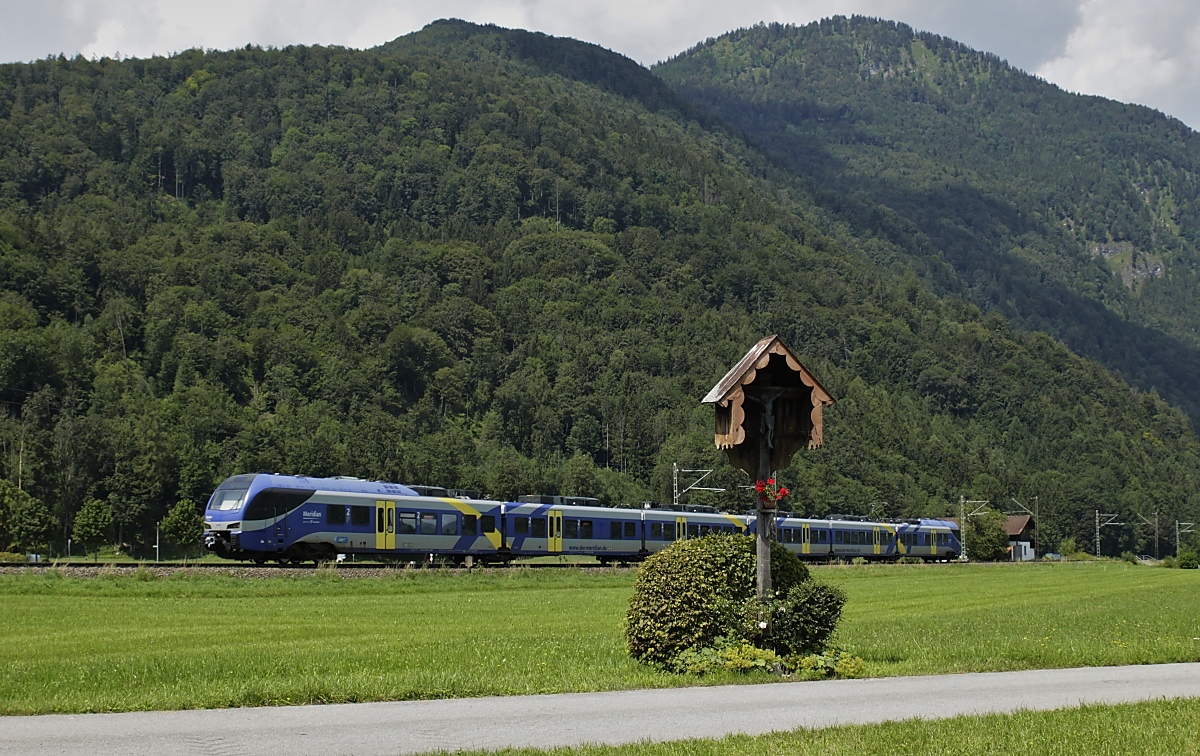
0, 19, 1197, 558
656, 16, 1200, 421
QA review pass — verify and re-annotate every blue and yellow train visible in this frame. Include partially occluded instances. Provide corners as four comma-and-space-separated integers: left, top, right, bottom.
202, 473, 961, 564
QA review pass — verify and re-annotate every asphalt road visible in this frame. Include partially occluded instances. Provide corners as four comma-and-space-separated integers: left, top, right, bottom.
3, 663, 1199, 756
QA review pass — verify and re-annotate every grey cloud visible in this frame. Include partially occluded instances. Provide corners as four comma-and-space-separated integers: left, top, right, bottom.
1039, 0, 1200, 128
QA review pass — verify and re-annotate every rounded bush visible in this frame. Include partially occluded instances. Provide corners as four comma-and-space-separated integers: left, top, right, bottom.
764, 582, 846, 656
624, 535, 809, 666
1179, 549, 1199, 570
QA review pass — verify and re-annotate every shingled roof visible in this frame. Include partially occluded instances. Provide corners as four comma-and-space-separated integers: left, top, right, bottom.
702, 334, 833, 406
1003, 515, 1034, 538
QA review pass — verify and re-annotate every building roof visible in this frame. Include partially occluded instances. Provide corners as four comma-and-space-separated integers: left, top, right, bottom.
1003, 515, 1034, 537
701, 334, 834, 405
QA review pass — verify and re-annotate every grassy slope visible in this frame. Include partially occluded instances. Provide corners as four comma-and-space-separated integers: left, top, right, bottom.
421, 698, 1200, 755
0, 564, 1197, 714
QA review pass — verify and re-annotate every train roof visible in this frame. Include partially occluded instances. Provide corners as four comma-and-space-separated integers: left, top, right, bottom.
214, 473, 419, 500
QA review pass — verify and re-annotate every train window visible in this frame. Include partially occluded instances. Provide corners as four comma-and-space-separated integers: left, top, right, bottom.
387, 508, 395, 534
327, 505, 347, 525
580, 520, 593, 539
651, 522, 663, 539
819, 530, 827, 543
244, 488, 315, 520
531, 517, 546, 537
419, 513, 437, 535
565, 520, 579, 539
377, 508, 384, 534
463, 515, 477, 536
835, 530, 842, 543
441, 513, 458, 536
481, 515, 496, 533
625, 522, 636, 539
514, 517, 529, 535
688, 524, 700, 538
209, 488, 248, 511
700, 525, 711, 536
610, 522, 622, 540
351, 505, 370, 526
398, 512, 416, 534
664, 523, 676, 540
782, 528, 791, 543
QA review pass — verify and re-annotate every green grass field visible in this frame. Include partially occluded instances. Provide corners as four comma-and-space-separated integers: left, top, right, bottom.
422, 698, 1200, 755
0, 562, 1197, 714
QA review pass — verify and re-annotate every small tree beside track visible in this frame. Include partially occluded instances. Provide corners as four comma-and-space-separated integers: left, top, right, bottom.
161, 500, 204, 559
73, 498, 113, 562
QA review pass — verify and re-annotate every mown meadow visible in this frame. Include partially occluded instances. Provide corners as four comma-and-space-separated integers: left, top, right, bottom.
1, 562, 1197, 714
422, 698, 1200, 756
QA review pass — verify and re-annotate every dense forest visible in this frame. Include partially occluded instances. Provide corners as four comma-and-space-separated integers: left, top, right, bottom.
656, 16, 1200, 421
1, 18, 1198, 559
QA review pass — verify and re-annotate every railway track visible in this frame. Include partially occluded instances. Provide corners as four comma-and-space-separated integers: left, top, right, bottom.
6, 559, 626, 571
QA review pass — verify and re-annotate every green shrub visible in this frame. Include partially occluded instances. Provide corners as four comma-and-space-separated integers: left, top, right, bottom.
1160, 556, 1179, 569
754, 581, 847, 656
897, 556, 924, 564
1121, 551, 1138, 564
792, 649, 867, 679
1179, 550, 1199, 570
0, 551, 25, 562
671, 637, 781, 676
624, 535, 809, 666
851, 556, 869, 565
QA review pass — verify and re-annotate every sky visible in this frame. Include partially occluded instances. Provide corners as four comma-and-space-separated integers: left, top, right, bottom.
2, 0, 1199, 131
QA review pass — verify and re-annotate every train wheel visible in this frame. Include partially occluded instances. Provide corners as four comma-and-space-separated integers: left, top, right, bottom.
253, 556, 267, 565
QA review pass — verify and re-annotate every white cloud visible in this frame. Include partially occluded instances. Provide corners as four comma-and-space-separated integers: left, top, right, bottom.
0, 0, 1198, 129
1038, 0, 1200, 126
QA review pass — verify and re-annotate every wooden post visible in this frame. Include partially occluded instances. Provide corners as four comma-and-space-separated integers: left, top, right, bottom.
702, 335, 835, 604
755, 433, 772, 599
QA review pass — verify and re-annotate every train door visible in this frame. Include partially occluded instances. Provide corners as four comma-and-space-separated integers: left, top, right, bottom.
675, 516, 687, 540
873, 527, 880, 556
930, 530, 938, 557
547, 510, 563, 553
375, 501, 395, 551
802, 523, 811, 555
273, 510, 287, 550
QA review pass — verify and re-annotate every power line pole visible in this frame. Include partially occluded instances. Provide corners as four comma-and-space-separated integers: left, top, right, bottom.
1137, 512, 1159, 559
959, 495, 989, 561
1008, 496, 1039, 557
1096, 511, 1124, 557
1177, 520, 1195, 556
672, 463, 725, 508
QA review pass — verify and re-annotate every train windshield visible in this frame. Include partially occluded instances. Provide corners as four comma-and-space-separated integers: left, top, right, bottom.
208, 488, 248, 512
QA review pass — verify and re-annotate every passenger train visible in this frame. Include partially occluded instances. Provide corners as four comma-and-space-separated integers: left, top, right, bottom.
202, 473, 961, 564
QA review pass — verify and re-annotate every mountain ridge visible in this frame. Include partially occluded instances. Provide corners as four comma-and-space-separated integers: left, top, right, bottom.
655, 15, 1200, 420
0, 18, 1197, 559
